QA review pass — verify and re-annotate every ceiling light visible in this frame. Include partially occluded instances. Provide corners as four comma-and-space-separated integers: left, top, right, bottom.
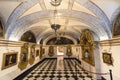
50, 0, 62, 33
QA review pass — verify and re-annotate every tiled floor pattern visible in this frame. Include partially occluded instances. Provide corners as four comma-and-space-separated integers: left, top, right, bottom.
23, 58, 94, 80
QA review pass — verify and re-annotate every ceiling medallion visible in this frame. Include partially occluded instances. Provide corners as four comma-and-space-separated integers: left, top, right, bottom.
50, 0, 62, 6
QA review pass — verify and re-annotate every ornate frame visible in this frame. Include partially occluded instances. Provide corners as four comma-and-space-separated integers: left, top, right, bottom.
48, 46, 54, 57
29, 45, 35, 65
2, 52, 18, 70
18, 43, 29, 70
80, 29, 95, 66
66, 45, 72, 56
103, 53, 113, 65
36, 49, 39, 57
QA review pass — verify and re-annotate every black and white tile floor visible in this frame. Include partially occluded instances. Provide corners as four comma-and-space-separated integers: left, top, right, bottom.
23, 58, 94, 80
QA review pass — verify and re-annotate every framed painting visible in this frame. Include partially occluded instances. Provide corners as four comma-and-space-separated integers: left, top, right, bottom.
29, 45, 35, 65
18, 43, 29, 70
2, 52, 18, 70
36, 49, 39, 57
30, 45, 35, 58
103, 53, 113, 65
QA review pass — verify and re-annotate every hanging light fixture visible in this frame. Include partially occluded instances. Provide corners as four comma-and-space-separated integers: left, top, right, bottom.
50, 0, 62, 33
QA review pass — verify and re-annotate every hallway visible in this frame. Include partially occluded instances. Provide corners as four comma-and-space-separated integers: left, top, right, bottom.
16, 58, 93, 80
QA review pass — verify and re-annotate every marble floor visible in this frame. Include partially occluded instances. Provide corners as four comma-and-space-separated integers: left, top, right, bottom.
23, 58, 94, 80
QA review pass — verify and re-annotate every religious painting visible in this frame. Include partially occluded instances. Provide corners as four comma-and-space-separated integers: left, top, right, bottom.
80, 29, 95, 66
2, 52, 18, 70
58, 46, 63, 52
66, 45, 72, 57
29, 45, 35, 65
36, 49, 39, 57
18, 43, 29, 70
112, 13, 120, 37
39, 46, 43, 59
48, 46, 54, 57
42, 48, 45, 54
20, 31, 36, 43
46, 37, 74, 45
103, 53, 113, 65
0, 18, 4, 38
76, 47, 79, 52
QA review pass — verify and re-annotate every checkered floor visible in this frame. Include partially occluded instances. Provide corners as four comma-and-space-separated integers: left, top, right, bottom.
23, 58, 94, 80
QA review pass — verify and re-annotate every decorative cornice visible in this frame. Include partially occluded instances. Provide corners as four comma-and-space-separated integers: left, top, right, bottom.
100, 37, 120, 46
0, 40, 23, 46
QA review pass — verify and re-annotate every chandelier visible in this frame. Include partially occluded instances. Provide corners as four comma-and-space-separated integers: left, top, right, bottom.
50, 0, 62, 33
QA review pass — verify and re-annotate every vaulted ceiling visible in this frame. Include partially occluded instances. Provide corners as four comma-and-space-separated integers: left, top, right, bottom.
0, 0, 120, 44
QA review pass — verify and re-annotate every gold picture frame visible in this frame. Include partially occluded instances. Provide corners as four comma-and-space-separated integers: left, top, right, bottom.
80, 29, 95, 66
18, 43, 29, 70
36, 49, 39, 57
29, 45, 35, 65
2, 52, 18, 70
103, 53, 113, 65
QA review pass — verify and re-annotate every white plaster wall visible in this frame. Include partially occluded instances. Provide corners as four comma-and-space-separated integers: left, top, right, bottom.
100, 46, 120, 80
0, 46, 21, 77
0, 43, 42, 80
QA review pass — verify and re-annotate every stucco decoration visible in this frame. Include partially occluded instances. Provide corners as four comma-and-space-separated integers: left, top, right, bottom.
80, 29, 95, 66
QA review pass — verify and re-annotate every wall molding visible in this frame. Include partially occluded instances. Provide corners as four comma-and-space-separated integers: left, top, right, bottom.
100, 37, 120, 46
